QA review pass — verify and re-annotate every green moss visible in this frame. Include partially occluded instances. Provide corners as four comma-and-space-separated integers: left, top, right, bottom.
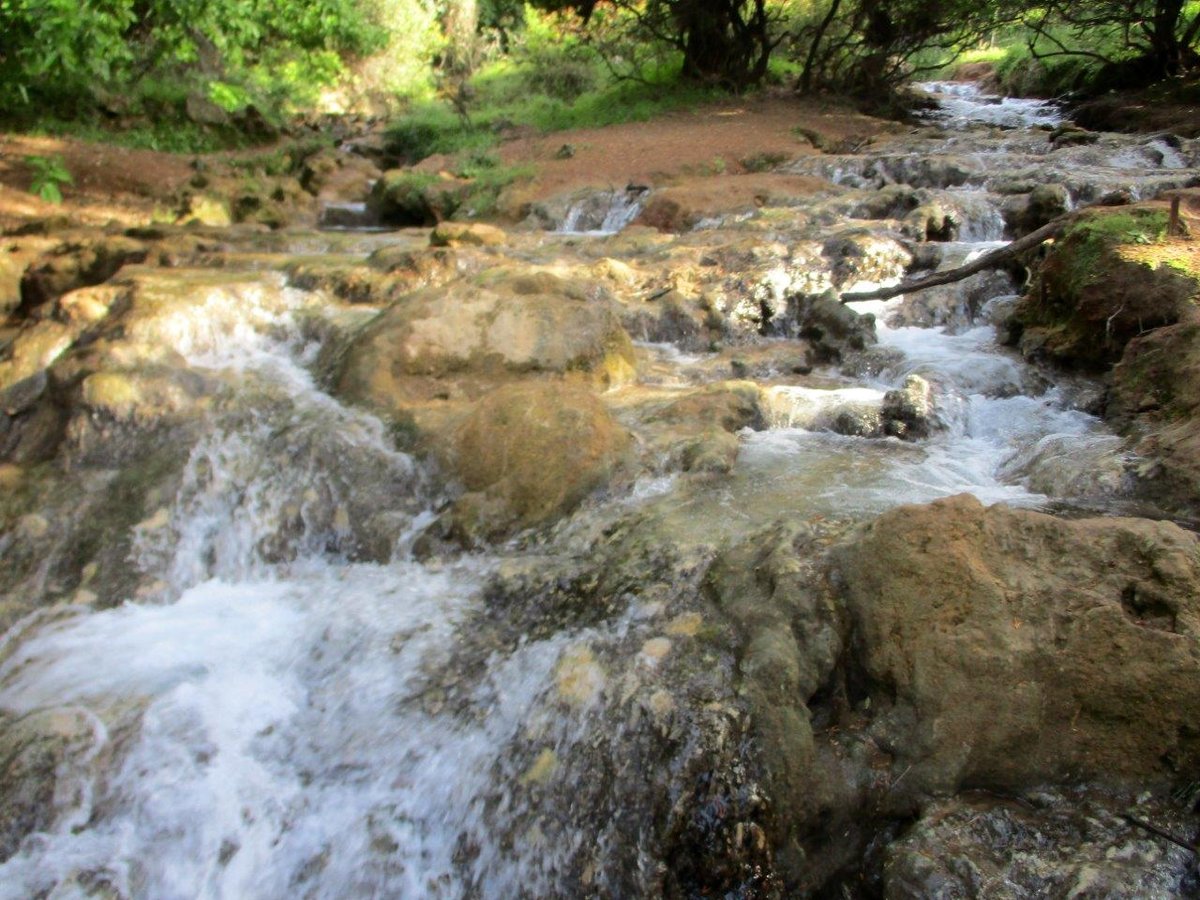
1058, 208, 1170, 291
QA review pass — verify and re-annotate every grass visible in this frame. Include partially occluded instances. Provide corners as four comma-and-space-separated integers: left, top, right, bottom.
385, 55, 729, 164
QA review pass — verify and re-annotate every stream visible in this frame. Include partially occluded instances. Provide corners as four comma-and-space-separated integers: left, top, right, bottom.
1, 83, 1199, 898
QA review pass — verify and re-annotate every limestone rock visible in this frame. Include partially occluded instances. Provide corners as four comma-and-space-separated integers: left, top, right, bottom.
430, 221, 506, 248
795, 290, 877, 362
880, 374, 934, 439
442, 381, 632, 541
175, 194, 233, 227
0, 708, 102, 862
832, 493, 1200, 793
337, 269, 637, 415
883, 789, 1197, 899
1108, 320, 1200, 517
635, 380, 766, 474
19, 235, 148, 312
1007, 182, 1071, 236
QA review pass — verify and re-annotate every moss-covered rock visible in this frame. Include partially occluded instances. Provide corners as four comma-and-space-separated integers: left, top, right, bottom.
369, 170, 470, 225
1010, 205, 1200, 369
429, 221, 506, 248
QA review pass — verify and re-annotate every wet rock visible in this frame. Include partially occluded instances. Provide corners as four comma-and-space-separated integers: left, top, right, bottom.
18, 235, 148, 312
0, 319, 78, 392
630, 381, 766, 474
880, 374, 934, 438
903, 200, 959, 241
831, 405, 883, 436
0, 707, 103, 863
1050, 125, 1100, 149
300, 148, 381, 202
363, 245, 463, 296
886, 269, 1014, 330
619, 288, 713, 351
1005, 182, 1071, 236
522, 186, 643, 233
794, 290, 877, 362
440, 381, 633, 541
284, 259, 395, 305
634, 175, 833, 233
882, 789, 1198, 899
429, 221, 506, 247
822, 231, 913, 288
229, 176, 315, 229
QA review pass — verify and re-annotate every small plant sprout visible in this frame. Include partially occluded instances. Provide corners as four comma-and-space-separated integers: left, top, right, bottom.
26, 155, 73, 204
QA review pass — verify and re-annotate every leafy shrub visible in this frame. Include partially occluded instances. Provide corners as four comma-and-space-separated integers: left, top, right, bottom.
518, 43, 601, 101
25, 155, 73, 203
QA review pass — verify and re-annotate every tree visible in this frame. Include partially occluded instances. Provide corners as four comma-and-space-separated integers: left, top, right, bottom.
794, 0, 1024, 96
1024, 0, 1200, 83
532, 0, 785, 89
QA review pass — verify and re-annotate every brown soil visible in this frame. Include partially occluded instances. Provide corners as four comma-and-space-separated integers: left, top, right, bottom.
0, 133, 193, 227
1072, 85, 1200, 138
494, 93, 894, 197
0, 93, 892, 228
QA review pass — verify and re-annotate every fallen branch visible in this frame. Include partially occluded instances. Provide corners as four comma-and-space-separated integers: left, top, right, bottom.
840, 217, 1070, 304
1121, 813, 1198, 855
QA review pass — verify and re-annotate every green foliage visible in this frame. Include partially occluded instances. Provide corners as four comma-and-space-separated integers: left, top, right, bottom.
208, 81, 251, 113
25, 155, 73, 204
1066, 210, 1170, 246
0, 0, 387, 140
384, 51, 725, 169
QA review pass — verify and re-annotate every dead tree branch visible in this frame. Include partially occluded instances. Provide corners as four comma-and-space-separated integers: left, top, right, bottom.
840, 217, 1070, 304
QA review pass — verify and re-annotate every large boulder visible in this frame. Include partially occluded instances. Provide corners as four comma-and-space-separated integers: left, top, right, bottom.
336, 269, 637, 414
832, 493, 1200, 793
440, 381, 633, 541
701, 494, 1200, 891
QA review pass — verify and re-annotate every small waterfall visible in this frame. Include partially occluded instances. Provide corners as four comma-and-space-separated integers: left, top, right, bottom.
914, 81, 1065, 129
555, 188, 647, 235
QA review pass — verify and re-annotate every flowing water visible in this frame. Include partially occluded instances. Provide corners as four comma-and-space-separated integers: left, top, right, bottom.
1, 84, 1198, 897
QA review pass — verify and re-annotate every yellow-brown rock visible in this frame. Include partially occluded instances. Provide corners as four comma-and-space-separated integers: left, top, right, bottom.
443, 381, 632, 541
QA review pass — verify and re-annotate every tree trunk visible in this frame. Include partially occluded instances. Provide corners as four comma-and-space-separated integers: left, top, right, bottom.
442, 0, 479, 76
676, 0, 769, 88
1149, 0, 1184, 76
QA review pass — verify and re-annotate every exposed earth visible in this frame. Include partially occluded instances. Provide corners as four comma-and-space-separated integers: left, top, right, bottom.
0, 92, 895, 229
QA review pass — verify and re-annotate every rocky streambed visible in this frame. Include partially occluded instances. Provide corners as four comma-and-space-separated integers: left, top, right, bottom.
2, 85, 1200, 897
